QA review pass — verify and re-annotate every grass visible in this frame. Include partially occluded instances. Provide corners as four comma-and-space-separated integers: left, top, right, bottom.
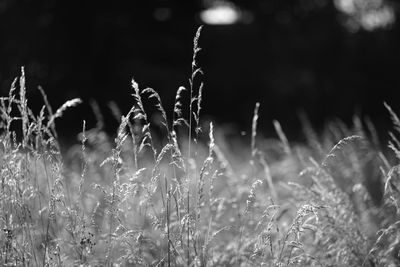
1, 26, 400, 266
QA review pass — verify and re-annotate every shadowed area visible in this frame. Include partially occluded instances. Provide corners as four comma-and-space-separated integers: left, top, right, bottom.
0, 0, 399, 140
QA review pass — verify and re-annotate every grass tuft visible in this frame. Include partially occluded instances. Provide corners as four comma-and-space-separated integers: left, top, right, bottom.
1, 26, 399, 267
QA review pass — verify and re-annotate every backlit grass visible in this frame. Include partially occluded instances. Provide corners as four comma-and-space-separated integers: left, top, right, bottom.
1, 27, 399, 267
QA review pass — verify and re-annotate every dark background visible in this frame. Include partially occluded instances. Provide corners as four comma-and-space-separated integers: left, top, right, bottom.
1, 0, 399, 142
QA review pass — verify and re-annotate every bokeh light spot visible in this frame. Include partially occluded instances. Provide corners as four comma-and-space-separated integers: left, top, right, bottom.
200, 1, 241, 25
334, 0, 395, 31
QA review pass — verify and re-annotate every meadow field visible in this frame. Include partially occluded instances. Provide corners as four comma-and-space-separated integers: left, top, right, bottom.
1, 27, 400, 266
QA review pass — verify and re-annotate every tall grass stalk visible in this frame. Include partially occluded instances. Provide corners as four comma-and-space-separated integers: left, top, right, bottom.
2, 27, 400, 267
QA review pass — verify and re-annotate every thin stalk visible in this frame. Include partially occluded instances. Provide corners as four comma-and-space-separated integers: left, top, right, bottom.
42, 157, 52, 265
187, 92, 192, 267
165, 177, 171, 267
186, 25, 203, 266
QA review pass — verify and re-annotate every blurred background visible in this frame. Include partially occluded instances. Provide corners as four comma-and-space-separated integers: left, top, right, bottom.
1, 0, 399, 142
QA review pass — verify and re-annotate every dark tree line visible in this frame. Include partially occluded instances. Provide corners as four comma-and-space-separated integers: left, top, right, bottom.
0, 0, 399, 138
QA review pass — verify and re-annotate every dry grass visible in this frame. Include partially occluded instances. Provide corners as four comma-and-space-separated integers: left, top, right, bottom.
1, 27, 400, 266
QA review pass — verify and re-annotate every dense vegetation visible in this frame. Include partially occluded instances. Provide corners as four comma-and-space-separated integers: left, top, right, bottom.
1, 27, 400, 266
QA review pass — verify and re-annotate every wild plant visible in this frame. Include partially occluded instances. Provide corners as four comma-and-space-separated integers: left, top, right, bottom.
2, 26, 400, 267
